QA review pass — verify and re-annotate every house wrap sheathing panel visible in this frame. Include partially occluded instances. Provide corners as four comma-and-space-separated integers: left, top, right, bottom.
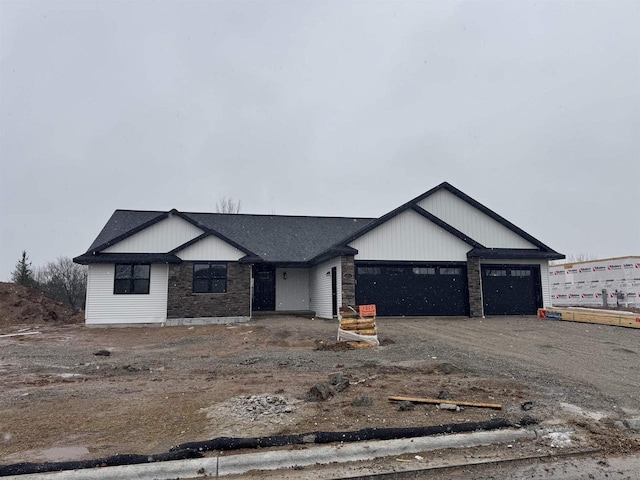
549, 257, 640, 308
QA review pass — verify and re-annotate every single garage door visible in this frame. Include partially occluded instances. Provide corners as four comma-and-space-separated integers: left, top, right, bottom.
355, 263, 469, 316
481, 265, 542, 315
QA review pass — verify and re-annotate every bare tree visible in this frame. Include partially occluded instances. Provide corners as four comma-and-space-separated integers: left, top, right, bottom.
551, 252, 598, 266
216, 196, 242, 214
37, 257, 88, 310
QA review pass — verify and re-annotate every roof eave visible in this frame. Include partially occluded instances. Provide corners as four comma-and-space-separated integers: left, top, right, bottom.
467, 248, 565, 260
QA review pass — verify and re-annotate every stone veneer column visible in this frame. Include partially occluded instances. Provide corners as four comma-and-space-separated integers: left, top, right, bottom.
167, 262, 251, 318
467, 257, 483, 317
340, 255, 356, 307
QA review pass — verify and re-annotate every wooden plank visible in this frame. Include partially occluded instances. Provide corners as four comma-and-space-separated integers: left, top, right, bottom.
348, 328, 377, 335
339, 318, 376, 326
0, 331, 40, 338
339, 322, 376, 330
388, 395, 502, 410
538, 308, 640, 329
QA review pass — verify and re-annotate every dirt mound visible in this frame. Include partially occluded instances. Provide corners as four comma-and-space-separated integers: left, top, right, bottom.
0, 282, 84, 327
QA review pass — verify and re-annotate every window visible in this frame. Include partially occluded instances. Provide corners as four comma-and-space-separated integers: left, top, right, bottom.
358, 267, 381, 275
193, 263, 227, 293
413, 267, 435, 275
386, 267, 406, 275
440, 267, 462, 275
114, 264, 150, 294
485, 269, 506, 277
510, 270, 531, 277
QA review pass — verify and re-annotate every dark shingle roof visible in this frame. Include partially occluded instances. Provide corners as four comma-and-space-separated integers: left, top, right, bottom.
82, 210, 375, 264
77, 182, 563, 265
184, 213, 374, 262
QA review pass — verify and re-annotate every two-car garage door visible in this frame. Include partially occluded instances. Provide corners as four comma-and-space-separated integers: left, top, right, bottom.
355, 262, 542, 316
355, 263, 469, 316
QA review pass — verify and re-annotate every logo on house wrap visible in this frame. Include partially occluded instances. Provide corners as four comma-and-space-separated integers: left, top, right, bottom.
627, 292, 638, 298
556, 294, 568, 299
581, 293, 594, 299
553, 270, 565, 276
623, 263, 634, 269
608, 264, 622, 270
595, 292, 601, 299
636, 263, 640, 269
592, 266, 606, 272
566, 268, 578, 275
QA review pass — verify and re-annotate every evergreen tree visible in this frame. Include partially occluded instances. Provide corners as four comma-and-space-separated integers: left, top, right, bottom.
11, 251, 35, 287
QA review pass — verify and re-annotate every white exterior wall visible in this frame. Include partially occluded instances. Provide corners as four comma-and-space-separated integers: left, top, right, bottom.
418, 190, 537, 249
479, 259, 551, 308
309, 258, 341, 319
177, 235, 244, 261
85, 264, 168, 324
349, 209, 471, 261
104, 215, 203, 253
549, 257, 640, 307
275, 268, 310, 310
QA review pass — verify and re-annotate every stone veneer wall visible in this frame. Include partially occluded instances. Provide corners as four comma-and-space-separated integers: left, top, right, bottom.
341, 255, 356, 306
467, 257, 483, 317
167, 262, 251, 318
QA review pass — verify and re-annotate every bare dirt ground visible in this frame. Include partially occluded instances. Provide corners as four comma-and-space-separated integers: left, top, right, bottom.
2, 308, 640, 472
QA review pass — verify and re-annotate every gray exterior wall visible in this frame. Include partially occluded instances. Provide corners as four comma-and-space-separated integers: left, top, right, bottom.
167, 262, 251, 318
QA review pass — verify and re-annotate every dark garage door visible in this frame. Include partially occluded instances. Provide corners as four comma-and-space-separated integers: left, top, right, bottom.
481, 265, 541, 315
355, 263, 469, 316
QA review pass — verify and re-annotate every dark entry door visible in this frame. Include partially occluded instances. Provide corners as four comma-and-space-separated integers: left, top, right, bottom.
481, 265, 541, 315
331, 267, 338, 317
355, 263, 468, 316
253, 264, 275, 311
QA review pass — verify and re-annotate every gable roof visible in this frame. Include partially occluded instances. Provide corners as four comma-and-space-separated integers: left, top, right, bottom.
75, 182, 563, 265
328, 182, 562, 259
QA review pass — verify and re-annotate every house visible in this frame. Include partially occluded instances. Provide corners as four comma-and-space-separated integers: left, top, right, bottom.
549, 256, 640, 308
73, 182, 564, 326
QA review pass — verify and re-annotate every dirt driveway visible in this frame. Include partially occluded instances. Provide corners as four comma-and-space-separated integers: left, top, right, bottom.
1, 315, 639, 465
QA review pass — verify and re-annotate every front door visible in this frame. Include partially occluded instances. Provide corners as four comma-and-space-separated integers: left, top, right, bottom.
253, 264, 276, 311
331, 267, 338, 317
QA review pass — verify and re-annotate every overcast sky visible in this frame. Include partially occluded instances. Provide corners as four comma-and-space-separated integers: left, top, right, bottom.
1, 0, 638, 279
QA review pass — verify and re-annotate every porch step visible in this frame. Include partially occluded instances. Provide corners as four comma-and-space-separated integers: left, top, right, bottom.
252, 310, 316, 318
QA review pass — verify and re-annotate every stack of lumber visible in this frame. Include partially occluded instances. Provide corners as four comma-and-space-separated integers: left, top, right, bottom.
338, 305, 379, 347
538, 307, 640, 329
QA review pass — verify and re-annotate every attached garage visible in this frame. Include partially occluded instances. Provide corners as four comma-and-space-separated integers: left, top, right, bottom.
355, 263, 469, 316
481, 264, 542, 315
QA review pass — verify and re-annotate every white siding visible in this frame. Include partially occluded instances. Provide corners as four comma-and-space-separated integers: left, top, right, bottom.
418, 189, 537, 249
104, 214, 203, 253
479, 259, 551, 308
349, 209, 471, 261
85, 264, 168, 324
275, 268, 310, 310
309, 258, 341, 319
177, 235, 245, 261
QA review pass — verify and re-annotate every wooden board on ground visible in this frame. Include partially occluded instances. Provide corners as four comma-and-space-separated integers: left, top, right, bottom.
538, 307, 640, 329
388, 395, 502, 410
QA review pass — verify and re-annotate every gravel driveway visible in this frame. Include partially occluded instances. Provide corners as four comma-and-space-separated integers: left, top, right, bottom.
1, 315, 638, 464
